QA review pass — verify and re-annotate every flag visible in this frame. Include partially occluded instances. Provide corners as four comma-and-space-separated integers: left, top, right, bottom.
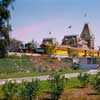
68, 25, 72, 29
49, 32, 52, 35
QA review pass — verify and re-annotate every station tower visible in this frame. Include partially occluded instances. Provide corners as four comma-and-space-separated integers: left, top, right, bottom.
80, 23, 95, 49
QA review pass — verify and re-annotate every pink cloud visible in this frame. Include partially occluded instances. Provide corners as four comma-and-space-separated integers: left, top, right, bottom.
11, 17, 67, 43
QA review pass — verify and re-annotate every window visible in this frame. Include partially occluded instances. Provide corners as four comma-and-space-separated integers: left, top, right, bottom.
87, 58, 97, 64
92, 58, 96, 64
87, 58, 91, 64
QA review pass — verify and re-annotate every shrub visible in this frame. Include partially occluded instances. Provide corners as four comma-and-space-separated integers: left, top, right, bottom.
93, 72, 100, 94
72, 63, 80, 70
78, 73, 90, 88
17, 79, 39, 100
49, 73, 66, 100
2, 80, 18, 100
25, 79, 39, 100
16, 80, 28, 100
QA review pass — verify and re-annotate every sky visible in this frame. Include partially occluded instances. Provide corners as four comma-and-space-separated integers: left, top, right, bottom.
10, 0, 100, 49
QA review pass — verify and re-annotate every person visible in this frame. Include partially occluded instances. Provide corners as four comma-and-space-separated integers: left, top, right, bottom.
97, 63, 100, 69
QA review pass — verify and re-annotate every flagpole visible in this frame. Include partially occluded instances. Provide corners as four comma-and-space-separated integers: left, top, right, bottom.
67, 25, 72, 35
84, 12, 89, 24
49, 32, 52, 38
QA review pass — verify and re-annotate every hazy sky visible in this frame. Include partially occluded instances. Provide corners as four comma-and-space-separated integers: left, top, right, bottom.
10, 0, 100, 48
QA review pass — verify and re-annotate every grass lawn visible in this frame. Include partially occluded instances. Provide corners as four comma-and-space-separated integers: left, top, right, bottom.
0, 87, 4, 99
0, 59, 33, 73
0, 69, 88, 79
38, 75, 96, 93
0, 55, 88, 79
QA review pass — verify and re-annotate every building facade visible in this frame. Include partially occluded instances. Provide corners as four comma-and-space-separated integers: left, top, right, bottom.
80, 23, 95, 49
62, 35, 78, 47
62, 23, 95, 49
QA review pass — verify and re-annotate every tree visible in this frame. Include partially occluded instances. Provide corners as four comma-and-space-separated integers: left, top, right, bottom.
49, 73, 66, 100
0, 0, 15, 58
25, 40, 39, 53
25, 42, 33, 52
8, 38, 23, 52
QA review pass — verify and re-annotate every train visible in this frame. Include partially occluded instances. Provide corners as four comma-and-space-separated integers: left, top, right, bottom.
43, 45, 100, 57
9, 43, 100, 57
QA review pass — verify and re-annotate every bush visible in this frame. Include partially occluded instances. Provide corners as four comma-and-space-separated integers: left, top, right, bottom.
16, 81, 27, 100
72, 63, 80, 70
78, 73, 90, 88
17, 79, 39, 100
93, 72, 100, 94
25, 79, 39, 100
49, 73, 66, 100
2, 78, 40, 100
2, 80, 18, 100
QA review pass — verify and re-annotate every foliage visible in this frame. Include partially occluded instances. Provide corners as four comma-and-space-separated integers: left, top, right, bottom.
25, 40, 38, 52
17, 79, 39, 100
8, 38, 23, 52
72, 63, 80, 70
93, 72, 100, 94
2, 79, 39, 100
0, 0, 15, 58
49, 73, 66, 100
7, 55, 31, 59
25, 79, 39, 100
0, 58, 33, 73
16, 80, 28, 100
2, 80, 18, 100
0, 75, 97, 99
78, 73, 90, 88
61, 58, 72, 63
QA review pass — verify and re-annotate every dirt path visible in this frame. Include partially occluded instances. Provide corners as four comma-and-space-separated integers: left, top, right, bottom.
60, 87, 100, 100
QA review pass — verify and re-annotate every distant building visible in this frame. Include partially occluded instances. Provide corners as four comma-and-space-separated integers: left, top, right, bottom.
62, 35, 88, 49
80, 23, 95, 49
79, 56, 100, 69
77, 37, 88, 49
62, 35, 78, 47
41, 38, 58, 46
62, 23, 94, 49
